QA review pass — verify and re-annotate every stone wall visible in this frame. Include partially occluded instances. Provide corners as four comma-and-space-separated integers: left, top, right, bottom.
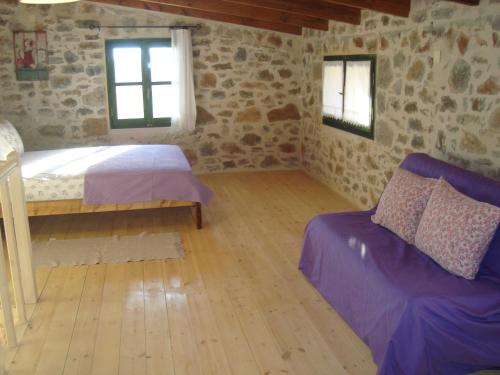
0, 1, 302, 173
1, 0, 498, 196
301, 0, 500, 208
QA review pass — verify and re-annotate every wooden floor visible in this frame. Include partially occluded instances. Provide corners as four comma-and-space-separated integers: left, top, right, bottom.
5, 170, 378, 375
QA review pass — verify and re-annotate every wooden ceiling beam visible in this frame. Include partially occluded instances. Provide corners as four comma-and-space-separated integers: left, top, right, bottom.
89, 0, 303, 34
322, 0, 411, 18
225, 0, 361, 25
134, 0, 329, 30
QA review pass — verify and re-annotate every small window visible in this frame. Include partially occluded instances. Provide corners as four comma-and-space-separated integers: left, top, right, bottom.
322, 55, 376, 139
105, 38, 175, 129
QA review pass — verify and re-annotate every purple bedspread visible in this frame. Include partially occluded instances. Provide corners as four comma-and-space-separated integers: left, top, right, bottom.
299, 153, 500, 375
83, 145, 213, 205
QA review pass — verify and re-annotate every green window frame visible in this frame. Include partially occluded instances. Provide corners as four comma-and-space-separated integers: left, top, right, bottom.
322, 54, 376, 140
105, 38, 172, 129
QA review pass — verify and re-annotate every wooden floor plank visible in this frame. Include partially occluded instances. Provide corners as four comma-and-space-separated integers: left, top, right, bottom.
33, 266, 87, 375
8, 267, 69, 375
143, 261, 174, 375
212, 173, 375, 374
186, 232, 260, 375
63, 264, 106, 375
5, 171, 378, 375
119, 262, 147, 375
163, 289, 202, 375
186, 292, 232, 375
90, 263, 127, 375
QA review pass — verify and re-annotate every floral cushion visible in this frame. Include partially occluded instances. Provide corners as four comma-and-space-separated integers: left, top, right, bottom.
371, 167, 436, 244
415, 178, 500, 280
0, 120, 24, 154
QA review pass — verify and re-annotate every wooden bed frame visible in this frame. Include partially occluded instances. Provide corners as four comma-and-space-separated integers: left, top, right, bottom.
23, 199, 203, 229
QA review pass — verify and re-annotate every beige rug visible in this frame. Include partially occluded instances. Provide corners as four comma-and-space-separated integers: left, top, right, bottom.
32, 232, 184, 267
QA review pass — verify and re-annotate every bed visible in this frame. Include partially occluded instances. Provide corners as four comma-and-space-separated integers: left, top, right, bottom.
0, 121, 213, 229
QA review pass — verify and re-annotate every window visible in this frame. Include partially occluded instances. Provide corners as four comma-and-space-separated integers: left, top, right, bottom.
105, 38, 175, 129
322, 55, 376, 139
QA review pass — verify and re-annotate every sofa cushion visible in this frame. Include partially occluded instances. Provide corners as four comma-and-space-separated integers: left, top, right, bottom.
371, 168, 435, 244
0, 120, 24, 155
415, 178, 500, 280
400, 153, 500, 279
300, 211, 500, 375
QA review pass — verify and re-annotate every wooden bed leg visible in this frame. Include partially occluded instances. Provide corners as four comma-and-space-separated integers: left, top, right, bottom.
195, 202, 202, 229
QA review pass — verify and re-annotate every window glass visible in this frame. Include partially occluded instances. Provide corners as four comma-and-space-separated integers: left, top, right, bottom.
116, 85, 144, 119
344, 60, 371, 127
323, 60, 343, 119
149, 47, 173, 83
113, 47, 142, 83
106, 39, 173, 128
152, 84, 177, 118
322, 55, 375, 139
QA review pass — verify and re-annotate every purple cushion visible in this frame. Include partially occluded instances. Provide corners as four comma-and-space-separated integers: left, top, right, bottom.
400, 153, 500, 279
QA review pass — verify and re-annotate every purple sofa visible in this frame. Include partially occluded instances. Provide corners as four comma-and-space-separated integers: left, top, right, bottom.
299, 153, 500, 375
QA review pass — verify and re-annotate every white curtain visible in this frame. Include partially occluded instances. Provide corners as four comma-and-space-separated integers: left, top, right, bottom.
171, 29, 196, 131
343, 60, 371, 127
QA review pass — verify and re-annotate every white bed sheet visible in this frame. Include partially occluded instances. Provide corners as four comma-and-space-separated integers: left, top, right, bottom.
21, 146, 112, 202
